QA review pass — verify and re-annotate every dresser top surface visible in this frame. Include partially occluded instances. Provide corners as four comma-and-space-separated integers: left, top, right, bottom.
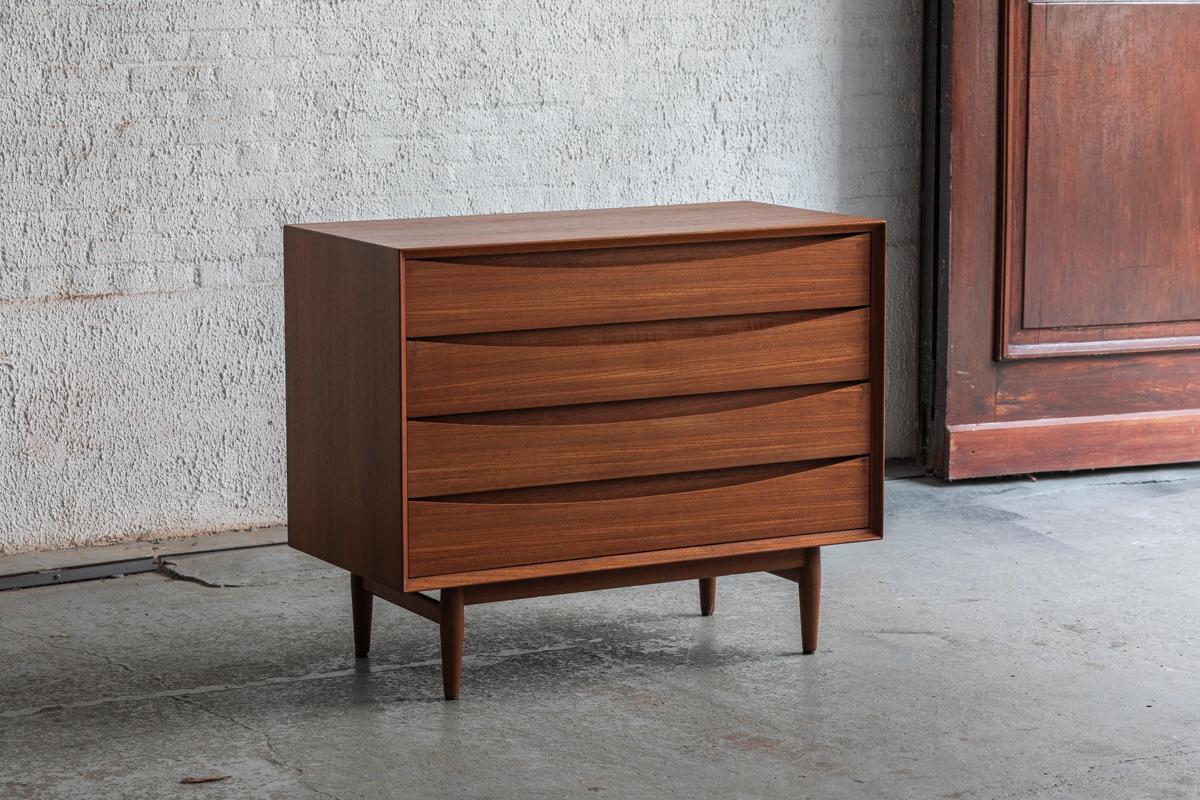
289, 201, 881, 257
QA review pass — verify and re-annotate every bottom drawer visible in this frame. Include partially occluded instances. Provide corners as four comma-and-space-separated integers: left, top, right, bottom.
407, 457, 869, 577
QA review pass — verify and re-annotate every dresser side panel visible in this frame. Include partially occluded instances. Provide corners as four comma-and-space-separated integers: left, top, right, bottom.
869, 223, 887, 537
284, 227, 404, 587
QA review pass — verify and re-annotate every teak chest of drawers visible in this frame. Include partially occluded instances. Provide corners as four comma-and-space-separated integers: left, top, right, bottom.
284, 201, 885, 699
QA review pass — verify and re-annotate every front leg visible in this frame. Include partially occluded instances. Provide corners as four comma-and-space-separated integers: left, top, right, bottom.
799, 548, 821, 654
350, 574, 374, 658
698, 577, 716, 616
440, 588, 465, 700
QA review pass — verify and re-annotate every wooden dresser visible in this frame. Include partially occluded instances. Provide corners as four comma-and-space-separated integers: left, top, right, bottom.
284, 202, 885, 699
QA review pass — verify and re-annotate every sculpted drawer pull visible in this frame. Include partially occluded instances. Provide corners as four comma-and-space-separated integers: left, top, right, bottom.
406, 308, 870, 416
404, 233, 871, 337
407, 457, 871, 577
406, 383, 871, 497
419, 459, 852, 504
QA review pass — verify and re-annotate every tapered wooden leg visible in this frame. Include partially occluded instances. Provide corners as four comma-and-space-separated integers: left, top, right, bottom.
350, 574, 373, 658
799, 548, 821, 654
698, 577, 716, 616
440, 587, 464, 700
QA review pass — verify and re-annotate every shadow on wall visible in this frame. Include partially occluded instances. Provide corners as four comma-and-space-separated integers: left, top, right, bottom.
835, 0, 924, 459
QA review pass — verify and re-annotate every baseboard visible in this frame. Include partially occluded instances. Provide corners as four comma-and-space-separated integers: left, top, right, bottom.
945, 409, 1200, 479
0, 526, 288, 591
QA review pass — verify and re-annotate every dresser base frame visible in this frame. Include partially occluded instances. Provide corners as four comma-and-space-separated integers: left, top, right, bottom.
350, 546, 824, 700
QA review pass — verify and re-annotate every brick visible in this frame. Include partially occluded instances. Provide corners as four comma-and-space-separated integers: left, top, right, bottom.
128, 63, 219, 93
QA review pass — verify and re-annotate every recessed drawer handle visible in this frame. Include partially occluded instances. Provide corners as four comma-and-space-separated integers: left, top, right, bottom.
407, 456, 872, 577
417, 383, 862, 427
406, 383, 871, 497
414, 309, 856, 348
421, 458, 855, 505
413, 235, 860, 270
403, 233, 872, 337
406, 307, 869, 416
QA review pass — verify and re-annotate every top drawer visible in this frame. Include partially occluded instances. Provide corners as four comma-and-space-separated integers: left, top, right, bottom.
404, 234, 870, 336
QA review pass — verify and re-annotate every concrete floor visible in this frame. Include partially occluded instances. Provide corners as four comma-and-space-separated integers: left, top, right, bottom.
2, 467, 1200, 799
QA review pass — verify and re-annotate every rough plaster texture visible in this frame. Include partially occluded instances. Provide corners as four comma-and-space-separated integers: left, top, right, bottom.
0, 288, 286, 554
1, 0, 922, 552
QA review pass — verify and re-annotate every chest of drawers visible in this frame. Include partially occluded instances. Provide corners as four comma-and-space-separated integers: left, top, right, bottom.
284, 201, 885, 699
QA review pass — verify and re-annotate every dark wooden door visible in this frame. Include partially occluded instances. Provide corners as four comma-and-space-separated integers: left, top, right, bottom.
924, 1, 1200, 478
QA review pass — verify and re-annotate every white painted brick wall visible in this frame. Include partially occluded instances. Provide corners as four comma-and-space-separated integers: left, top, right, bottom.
0, 0, 922, 552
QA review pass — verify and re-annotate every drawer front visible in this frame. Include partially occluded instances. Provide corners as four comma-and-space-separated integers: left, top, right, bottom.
408, 383, 870, 496
407, 308, 869, 416
408, 457, 870, 577
404, 235, 870, 337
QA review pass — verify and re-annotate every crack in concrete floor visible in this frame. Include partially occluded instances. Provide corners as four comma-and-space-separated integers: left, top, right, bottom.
0, 638, 605, 719
987, 748, 1200, 800
172, 695, 338, 800
0, 619, 169, 687
156, 558, 244, 588
4, 467, 1200, 799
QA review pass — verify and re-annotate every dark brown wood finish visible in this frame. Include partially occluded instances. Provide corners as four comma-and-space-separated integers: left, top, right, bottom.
284, 228, 405, 588
285, 202, 884, 698
350, 574, 373, 658
410, 528, 878, 593
408, 458, 869, 577
439, 588, 464, 701
294, 201, 876, 257
928, 2, 1200, 478
868, 223, 886, 535
361, 577, 442, 624
994, 352, 1200, 420
947, 410, 1200, 480
999, 2, 1200, 359
699, 578, 716, 617
461, 548, 814, 605
799, 548, 821, 654
405, 235, 868, 336
408, 383, 869, 496
407, 309, 869, 416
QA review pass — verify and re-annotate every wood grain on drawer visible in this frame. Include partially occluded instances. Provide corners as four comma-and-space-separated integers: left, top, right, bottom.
406, 308, 869, 416
408, 383, 870, 496
407, 457, 869, 577
404, 235, 870, 336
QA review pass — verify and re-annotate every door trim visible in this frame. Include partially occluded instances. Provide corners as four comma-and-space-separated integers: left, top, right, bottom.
947, 409, 1200, 479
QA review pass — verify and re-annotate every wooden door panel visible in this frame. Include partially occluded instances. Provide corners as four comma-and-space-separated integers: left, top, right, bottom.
1024, 3, 1200, 329
999, 1, 1200, 359
927, 0, 1200, 478
994, 351, 1200, 421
